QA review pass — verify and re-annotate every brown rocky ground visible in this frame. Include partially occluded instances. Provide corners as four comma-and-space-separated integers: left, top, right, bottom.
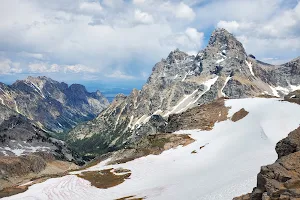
107, 133, 195, 165
284, 90, 300, 105
166, 98, 229, 132
231, 108, 249, 122
233, 126, 300, 200
77, 168, 131, 189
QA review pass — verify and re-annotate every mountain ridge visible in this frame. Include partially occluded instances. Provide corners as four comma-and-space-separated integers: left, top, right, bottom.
0, 76, 109, 133
67, 28, 300, 156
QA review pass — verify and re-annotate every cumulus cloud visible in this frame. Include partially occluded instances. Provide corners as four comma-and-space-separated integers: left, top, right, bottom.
0, 0, 201, 81
161, 27, 204, 52
134, 9, 154, 24
0, 0, 299, 82
0, 59, 22, 74
215, 1, 300, 60
174, 2, 196, 21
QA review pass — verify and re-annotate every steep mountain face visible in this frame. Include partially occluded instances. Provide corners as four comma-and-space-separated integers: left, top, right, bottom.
0, 97, 82, 193
0, 76, 109, 133
68, 28, 300, 156
0, 104, 75, 160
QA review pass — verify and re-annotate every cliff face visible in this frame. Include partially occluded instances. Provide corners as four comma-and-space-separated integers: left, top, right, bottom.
68, 28, 300, 156
0, 76, 109, 133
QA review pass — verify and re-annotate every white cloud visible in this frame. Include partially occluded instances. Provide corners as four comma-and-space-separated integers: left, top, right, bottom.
79, 1, 103, 14
64, 64, 98, 73
18, 52, 44, 60
213, 1, 300, 62
134, 9, 154, 24
161, 27, 204, 52
28, 62, 96, 73
106, 70, 135, 80
175, 2, 196, 21
132, 0, 146, 5
0, 0, 203, 79
217, 21, 240, 33
0, 59, 22, 74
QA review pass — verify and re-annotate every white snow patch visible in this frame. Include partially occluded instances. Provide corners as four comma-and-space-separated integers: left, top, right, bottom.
1, 146, 51, 156
290, 84, 300, 91
269, 86, 280, 97
19, 181, 34, 187
14, 100, 20, 113
245, 60, 255, 77
275, 86, 290, 95
221, 76, 231, 97
164, 76, 219, 116
216, 58, 225, 64
0, 97, 4, 105
6, 98, 300, 200
29, 81, 45, 98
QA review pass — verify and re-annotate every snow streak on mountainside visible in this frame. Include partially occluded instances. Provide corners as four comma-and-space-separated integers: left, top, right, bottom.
5, 98, 300, 200
68, 28, 300, 156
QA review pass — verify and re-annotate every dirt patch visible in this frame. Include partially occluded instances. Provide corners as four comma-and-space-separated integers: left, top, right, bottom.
107, 133, 195, 165
0, 186, 28, 198
231, 108, 249, 122
77, 168, 131, 189
166, 98, 229, 132
115, 195, 145, 200
257, 94, 278, 98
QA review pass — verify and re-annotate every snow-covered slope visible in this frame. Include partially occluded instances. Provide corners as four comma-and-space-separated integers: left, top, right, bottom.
4, 98, 300, 200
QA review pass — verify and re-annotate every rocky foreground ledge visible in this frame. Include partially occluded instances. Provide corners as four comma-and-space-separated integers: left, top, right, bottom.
234, 91, 300, 200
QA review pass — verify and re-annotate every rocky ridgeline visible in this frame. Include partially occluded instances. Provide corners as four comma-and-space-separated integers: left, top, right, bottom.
68, 28, 300, 156
234, 92, 300, 200
0, 76, 109, 133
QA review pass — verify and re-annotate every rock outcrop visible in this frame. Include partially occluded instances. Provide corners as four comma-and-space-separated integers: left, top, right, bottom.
0, 76, 109, 133
68, 28, 300, 156
233, 125, 300, 200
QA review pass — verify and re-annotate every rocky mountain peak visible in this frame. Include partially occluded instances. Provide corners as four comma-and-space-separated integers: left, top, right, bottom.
207, 28, 246, 54
113, 93, 127, 103
166, 48, 190, 64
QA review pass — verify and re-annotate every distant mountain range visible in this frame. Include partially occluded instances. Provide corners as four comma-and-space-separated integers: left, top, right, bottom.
0, 76, 109, 133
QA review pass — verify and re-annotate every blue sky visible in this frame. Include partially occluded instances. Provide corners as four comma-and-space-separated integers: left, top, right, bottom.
0, 0, 300, 93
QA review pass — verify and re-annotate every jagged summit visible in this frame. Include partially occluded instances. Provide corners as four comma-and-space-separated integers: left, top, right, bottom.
207, 28, 246, 54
